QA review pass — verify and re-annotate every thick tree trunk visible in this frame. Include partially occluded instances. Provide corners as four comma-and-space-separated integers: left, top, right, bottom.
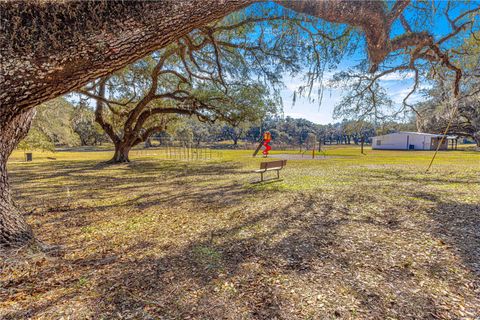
0, 109, 36, 249
110, 142, 132, 163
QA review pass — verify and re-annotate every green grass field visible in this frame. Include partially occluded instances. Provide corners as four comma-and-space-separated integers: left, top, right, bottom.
2, 145, 479, 319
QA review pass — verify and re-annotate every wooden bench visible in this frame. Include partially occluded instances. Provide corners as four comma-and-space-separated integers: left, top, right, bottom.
255, 160, 287, 182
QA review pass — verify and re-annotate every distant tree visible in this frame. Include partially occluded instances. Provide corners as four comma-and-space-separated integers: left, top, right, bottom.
375, 120, 417, 135
18, 98, 81, 153
275, 131, 294, 145
173, 124, 195, 147
343, 120, 376, 144
417, 88, 480, 146
222, 125, 246, 147
220, 85, 276, 146
187, 119, 214, 147
71, 100, 109, 146
340, 120, 375, 153
245, 116, 402, 150
27, 98, 80, 147
416, 31, 480, 147
304, 132, 317, 150
277, 117, 319, 146
245, 116, 279, 143
153, 131, 174, 146
17, 128, 55, 154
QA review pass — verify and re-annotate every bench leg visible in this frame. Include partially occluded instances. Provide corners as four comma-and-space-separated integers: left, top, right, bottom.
277, 170, 280, 179
261, 172, 263, 182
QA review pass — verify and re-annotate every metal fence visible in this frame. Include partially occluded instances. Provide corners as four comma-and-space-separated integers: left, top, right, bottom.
133, 146, 222, 161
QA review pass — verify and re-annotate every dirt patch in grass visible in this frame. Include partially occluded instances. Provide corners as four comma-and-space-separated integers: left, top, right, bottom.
1, 147, 479, 319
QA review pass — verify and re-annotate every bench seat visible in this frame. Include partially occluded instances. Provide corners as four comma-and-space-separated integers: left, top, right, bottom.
255, 160, 287, 181
254, 167, 282, 172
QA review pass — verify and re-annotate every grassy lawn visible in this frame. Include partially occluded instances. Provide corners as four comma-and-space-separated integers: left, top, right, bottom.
1, 146, 479, 319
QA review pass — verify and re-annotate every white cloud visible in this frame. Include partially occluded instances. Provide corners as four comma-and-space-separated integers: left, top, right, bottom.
379, 71, 415, 81
391, 87, 425, 104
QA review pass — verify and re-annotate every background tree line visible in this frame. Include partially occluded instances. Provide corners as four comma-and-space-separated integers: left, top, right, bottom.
21, 98, 422, 152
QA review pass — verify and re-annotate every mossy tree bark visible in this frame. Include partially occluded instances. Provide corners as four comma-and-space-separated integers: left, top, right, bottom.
0, 109, 36, 249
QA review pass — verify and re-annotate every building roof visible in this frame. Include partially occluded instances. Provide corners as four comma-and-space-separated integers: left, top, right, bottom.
374, 132, 457, 139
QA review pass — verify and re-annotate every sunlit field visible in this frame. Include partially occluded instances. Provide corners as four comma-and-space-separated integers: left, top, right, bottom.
2, 145, 479, 319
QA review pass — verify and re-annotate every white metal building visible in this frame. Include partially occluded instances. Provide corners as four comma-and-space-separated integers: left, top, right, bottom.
371, 132, 457, 150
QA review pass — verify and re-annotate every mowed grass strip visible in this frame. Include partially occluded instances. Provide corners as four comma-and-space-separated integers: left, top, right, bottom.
1, 146, 479, 319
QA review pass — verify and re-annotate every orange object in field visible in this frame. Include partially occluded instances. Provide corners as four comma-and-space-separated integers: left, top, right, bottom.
262, 131, 272, 157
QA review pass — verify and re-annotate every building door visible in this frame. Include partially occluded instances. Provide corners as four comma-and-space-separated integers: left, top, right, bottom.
406, 136, 414, 150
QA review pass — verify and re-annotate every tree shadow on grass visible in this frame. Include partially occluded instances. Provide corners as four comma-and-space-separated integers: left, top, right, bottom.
10, 159, 243, 184
3, 195, 479, 319
74, 195, 347, 319
85, 192, 479, 319
10, 159, 245, 209
388, 188, 480, 278
428, 198, 480, 277
348, 169, 479, 279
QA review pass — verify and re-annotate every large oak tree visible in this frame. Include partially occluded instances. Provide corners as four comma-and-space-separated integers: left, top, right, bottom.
1, 0, 478, 248
76, 11, 314, 163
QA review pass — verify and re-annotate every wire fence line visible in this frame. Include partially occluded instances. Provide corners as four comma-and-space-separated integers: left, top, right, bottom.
241, 142, 368, 152
133, 146, 222, 161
